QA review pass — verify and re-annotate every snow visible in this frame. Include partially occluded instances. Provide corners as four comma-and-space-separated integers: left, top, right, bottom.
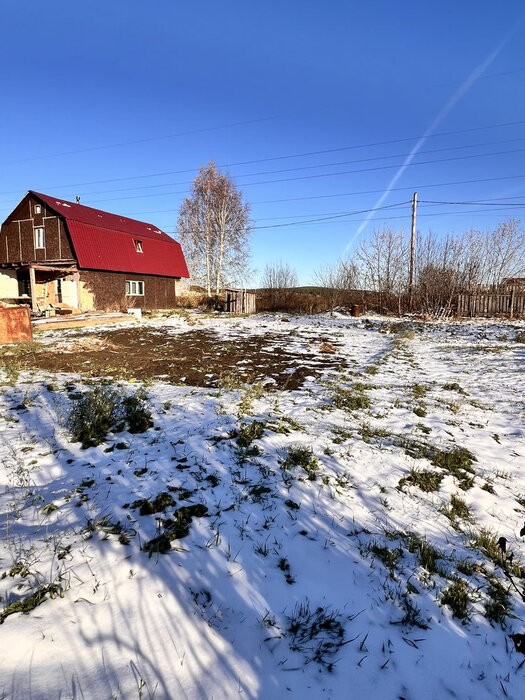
1, 312, 525, 699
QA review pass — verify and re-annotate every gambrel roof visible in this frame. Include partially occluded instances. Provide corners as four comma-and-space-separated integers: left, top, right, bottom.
31, 191, 189, 278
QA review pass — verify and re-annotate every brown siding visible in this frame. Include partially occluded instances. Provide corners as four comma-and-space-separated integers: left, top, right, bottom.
79, 270, 178, 310
0, 193, 74, 263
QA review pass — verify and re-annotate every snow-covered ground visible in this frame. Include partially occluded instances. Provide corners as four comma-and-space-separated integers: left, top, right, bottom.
1, 312, 525, 699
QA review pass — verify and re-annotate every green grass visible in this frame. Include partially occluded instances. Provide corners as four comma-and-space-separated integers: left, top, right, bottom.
442, 494, 472, 525
399, 468, 443, 492
331, 386, 371, 411
281, 446, 320, 480
441, 579, 470, 620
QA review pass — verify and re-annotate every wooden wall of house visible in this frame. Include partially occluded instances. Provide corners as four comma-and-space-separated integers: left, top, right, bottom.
79, 270, 178, 311
0, 193, 74, 263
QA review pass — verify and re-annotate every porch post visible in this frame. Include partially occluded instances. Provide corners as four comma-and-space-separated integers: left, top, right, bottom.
74, 271, 81, 311
29, 266, 38, 312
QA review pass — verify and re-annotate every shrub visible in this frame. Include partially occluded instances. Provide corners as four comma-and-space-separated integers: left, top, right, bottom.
68, 384, 152, 448
122, 393, 153, 433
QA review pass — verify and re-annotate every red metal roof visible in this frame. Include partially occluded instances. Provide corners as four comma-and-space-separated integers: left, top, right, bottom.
31, 191, 189, 278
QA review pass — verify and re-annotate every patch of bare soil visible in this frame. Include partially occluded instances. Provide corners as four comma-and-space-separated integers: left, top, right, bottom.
20, 327, 347, 389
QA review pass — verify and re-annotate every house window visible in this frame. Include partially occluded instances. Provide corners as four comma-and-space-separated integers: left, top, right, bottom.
34, 204, 42, 215
34, 227, 45, 249
126, 280, 144, 296
134, 240, 143, 253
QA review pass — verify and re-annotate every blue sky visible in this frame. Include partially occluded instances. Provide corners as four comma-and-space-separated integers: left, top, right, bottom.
1, 1, 525, 284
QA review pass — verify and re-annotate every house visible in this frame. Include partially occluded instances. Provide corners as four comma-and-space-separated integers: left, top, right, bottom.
500, 278, 525, 293
0, 191, 189, 313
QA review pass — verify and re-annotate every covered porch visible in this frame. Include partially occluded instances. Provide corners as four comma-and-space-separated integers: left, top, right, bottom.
0, 262, 80, 315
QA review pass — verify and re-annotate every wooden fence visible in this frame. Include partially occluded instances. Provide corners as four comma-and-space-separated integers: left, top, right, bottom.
457, 292, 525, 318
224, 289, 257, 314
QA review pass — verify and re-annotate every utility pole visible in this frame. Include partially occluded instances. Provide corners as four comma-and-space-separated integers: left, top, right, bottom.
408, 191, 418, 310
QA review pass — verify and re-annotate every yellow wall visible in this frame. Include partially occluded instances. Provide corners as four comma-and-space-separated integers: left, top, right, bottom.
0, 270, 18, 298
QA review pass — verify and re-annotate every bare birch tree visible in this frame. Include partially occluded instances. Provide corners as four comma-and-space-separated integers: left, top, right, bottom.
260, 261, 298, 310
177, 162, 252, 295
355, 227, 407, 312
313, 257, 359, 314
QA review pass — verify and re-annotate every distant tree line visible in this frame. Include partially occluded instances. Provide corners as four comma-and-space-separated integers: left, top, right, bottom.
258, 220, 525, 316
175, 163, 524, 316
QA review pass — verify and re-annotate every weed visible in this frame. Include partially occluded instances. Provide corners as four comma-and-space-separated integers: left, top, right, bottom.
286, 600, 345, 669
130, 492, 175, 515
431, 446, 476, 488
398, 468, 443, 493
412, 384, 428, 399
442, 382, 466, 394
269, 416, 304, 434
234, 421, 265, 448
331, 427, 354, 444
238, 381, 266, 417
469, 528, 525, 579
217, 369, 245, 391
470, 528, 501, 565
484, 578, 511, 626
86, 515, 123, 536
456, 559, 477, 576
413, 405, 427, 418
281, 446, 319, 480
41, 503, 58, 515
278, 557, 295, 584
442, 494, 472, 525
249, 484, 272, 501
369, 543, 402, 574
359, 424, 390, 443
122, 393, 153, 433
515, 332, 525, 344
331, 384, 371, 412
399, 596, 428, 629
0, 582, 65, 624
405, 533, 442, 574
143, 504, 208, 555
441, 579, 470, 620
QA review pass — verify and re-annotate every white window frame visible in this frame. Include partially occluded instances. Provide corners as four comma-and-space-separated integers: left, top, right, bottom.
134, 239, 143, 253
34, 204, 42, 215
126, 280, 144, 296
34, 226, 45, 249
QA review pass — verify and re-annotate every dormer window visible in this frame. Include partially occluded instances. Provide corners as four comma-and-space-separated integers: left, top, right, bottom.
34, 227, 45, 249
34, 204, 42, 215
134, 240, 143, 253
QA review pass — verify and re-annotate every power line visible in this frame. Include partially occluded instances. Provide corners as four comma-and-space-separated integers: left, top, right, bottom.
71, 147, 525, 205
419, 198, 525, 207
27, 135, 525, 201
2, 117, 525, 196
0, 114, 286, 167
11, 145, 522, 211
251, 201, 409, 230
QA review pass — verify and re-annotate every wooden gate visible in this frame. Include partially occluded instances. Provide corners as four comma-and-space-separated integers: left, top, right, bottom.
224, 289, 256, 314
